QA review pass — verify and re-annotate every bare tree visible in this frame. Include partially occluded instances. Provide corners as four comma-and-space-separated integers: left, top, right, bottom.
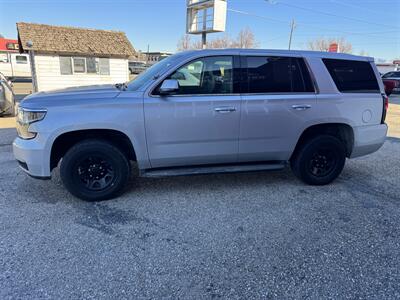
176, 28, 259, 51
208, 34, 232, 48
232, 27, 259, 48
177, 35, 192, 51
307, 37, 352, 53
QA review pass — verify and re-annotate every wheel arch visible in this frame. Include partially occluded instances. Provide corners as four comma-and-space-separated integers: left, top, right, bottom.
291, 123, 354, 160
50, 129, 137, 171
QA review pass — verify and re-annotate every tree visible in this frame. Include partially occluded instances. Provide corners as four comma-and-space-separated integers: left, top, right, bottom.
177, 34, 192, 51
232, 28, 258, 49
0, 33, 4, 38
176, 28, 259, 50
307, 37, 352, 53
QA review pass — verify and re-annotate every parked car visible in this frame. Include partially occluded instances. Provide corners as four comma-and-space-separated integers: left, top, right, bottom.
382, 71, 400, 94
128, 61, 148, 74
13, 49, 388, 201
0, 72, 16, 116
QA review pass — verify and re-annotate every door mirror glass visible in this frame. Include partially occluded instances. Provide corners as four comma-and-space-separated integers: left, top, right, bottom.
159, 79, 179, 95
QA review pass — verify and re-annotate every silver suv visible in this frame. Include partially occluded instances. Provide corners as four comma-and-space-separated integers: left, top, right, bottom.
13, 49, 388, 201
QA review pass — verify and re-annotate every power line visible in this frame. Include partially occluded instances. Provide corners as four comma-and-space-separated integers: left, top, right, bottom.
329, 0, 399, 18
275, 1, 400, 29
228, 8, 399, 37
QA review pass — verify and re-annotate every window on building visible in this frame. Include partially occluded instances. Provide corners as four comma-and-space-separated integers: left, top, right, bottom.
322, 58, 379, 93
16, 55, 28, 64
60, 56, 110, 75
99, 58, 110, 75
60, 56, 73, 75
73, 57, 86, 73
86, 57, 98, 73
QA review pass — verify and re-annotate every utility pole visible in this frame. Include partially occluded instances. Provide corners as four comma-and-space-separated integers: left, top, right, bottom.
288, 19, 296, 50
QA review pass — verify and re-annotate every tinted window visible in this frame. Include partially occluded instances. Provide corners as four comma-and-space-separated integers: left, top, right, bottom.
245, 56, 314, 93
162, 56, 234, 95
323, 59, 379, 93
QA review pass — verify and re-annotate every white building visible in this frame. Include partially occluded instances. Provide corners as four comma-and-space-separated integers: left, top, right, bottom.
17, 23, 136, 92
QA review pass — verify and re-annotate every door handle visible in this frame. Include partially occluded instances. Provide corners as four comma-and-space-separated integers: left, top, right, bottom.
214, 106, 236, 113
292, 104, 311, 111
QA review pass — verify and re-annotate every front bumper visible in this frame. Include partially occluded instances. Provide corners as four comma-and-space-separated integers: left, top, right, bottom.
350, 123, 388, 158
13, 136, 51, 178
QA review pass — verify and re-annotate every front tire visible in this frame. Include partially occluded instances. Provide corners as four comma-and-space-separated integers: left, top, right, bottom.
291, 135, 346, 185
60, 139, 131, 201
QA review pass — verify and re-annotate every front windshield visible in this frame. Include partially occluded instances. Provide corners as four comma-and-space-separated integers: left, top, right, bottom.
127, 54, 181, 91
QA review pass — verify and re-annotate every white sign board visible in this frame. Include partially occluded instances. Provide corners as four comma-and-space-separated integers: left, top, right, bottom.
186, 0, 227, 34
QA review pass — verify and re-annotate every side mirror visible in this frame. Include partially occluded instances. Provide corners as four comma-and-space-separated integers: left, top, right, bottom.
159, 79, 179, 95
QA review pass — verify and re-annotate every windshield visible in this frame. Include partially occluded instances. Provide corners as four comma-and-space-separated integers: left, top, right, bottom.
127, 54, 181, 91
383, 71, 400, 78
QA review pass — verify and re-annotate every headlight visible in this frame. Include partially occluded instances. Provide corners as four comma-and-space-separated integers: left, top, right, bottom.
16, 107, 47, 139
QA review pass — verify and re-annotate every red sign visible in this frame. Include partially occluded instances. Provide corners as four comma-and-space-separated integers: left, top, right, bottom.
328, 43, 338, 53
0, 38, 18, 52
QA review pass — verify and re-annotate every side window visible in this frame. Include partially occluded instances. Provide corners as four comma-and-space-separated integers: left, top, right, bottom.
322, 58, 380, 93
245, 56, 314, 93
16, 55, 28, 64
162, 56, 234, 95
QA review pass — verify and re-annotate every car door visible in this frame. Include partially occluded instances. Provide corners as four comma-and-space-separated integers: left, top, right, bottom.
144, 55, 241, 168
238, 55, 317, 162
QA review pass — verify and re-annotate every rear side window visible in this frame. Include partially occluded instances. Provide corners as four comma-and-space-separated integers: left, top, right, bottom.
244, 56, 314, 93
322, 59, 379, 93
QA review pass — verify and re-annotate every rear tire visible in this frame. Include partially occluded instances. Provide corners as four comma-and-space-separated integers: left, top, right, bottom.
291, 135, 346, 185
60, 139, 131, 201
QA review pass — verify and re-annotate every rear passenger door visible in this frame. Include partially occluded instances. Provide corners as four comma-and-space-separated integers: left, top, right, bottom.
238, 55, 317, 162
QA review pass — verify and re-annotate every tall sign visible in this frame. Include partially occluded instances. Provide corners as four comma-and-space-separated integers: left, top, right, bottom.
186, 0, 227, 48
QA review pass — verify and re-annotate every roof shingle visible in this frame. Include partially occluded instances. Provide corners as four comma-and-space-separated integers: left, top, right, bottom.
17, 22, 135, 58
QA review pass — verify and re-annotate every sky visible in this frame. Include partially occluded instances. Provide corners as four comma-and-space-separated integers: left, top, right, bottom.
0, 0, 399, 61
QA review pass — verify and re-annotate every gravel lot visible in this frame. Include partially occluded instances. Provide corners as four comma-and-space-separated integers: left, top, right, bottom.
0, 96, 399, 299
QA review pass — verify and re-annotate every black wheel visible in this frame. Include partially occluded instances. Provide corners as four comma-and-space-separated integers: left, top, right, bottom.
291, 135, 346, 185
60, 139, 131, 201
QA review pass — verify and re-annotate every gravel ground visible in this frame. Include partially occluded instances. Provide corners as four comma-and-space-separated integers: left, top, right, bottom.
0, 97, 399, 299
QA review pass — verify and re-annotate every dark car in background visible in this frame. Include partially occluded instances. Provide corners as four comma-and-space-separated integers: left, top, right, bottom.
382, 71, 400, 95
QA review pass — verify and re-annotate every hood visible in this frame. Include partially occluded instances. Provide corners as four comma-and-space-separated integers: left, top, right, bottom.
20, 84, 122, 108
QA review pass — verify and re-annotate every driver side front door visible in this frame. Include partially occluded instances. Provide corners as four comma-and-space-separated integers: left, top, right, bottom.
143, 55, 241, 168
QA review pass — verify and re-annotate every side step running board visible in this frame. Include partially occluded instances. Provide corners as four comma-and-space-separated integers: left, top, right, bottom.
141, 162, 286, 178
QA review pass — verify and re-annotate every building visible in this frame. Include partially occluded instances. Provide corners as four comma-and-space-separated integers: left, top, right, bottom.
0, 38, 31, 79
144, 52, 172, 65
17, 23, 135, 92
